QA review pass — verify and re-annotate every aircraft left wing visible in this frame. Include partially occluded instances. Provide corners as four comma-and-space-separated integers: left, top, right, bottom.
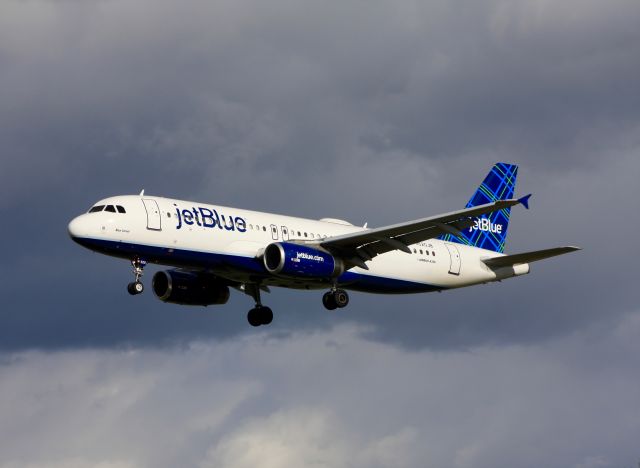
311, 198, 527, 269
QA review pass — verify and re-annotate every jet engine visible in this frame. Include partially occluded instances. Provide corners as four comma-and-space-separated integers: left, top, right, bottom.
152, 270, 230, 306
263, 242, 344, 279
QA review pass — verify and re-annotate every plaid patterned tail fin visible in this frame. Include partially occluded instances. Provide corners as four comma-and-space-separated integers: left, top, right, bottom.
439, 163, 518, 253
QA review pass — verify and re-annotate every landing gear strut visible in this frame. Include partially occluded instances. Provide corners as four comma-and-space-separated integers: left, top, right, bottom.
127, 257, 146, 295
322, 287, 349, 310
244, 283, 273, 327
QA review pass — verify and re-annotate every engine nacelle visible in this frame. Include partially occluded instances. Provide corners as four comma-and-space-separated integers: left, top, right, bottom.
263, 242, 344, 279
152, 270, 230, 306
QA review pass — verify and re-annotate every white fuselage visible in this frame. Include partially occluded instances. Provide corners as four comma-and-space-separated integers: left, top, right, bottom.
68, 195, 529, 294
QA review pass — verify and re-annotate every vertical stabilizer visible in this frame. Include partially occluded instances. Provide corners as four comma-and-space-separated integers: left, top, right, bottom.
439, 162, 518, 253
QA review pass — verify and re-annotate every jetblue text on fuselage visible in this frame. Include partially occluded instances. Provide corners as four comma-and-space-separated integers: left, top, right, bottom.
469, 217, 503, 234
175, 205, 247, 232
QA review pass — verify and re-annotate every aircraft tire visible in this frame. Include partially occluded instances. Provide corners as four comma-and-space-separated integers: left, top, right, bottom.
322, 292, 338, 310
260, 307, 273, 325
334, 289, 349, 308
127, 282, 143, 295
247, 308, 262, 327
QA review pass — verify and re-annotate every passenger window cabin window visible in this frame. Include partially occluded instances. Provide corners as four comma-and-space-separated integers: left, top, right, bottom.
105, 205, 116, 213
88, 205, 105, 213
420, 250, 423, 255
166, 212, 171, 218
263, 226, 266, 231
116, 205, 126, 213
432, 251, 436, 256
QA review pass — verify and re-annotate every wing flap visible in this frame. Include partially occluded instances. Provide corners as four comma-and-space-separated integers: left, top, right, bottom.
482, 246, 581, 268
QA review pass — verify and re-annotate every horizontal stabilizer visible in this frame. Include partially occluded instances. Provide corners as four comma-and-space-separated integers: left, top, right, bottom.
482, 246, 581, 268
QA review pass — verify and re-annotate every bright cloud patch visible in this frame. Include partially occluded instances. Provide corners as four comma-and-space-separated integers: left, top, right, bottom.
1, 316, 640, 468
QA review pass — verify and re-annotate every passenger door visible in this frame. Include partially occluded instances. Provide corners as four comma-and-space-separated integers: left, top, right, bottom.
142, 199, 162, 231
444, 243, 461, 275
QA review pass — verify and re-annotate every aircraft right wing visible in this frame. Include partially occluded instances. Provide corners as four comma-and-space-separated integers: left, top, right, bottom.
482, 246, 582, 268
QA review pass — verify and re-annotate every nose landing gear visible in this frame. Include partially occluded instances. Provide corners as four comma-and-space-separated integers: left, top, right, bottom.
127, 258, 146, 295
322, 288, 349, 310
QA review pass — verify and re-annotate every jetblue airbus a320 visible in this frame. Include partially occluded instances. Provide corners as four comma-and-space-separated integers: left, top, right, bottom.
68, 163, 580, 326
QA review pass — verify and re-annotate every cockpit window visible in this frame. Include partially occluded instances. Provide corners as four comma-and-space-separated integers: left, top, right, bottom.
116, 205, 126, 213
88, 205, 105, 213
105, 205, 116, 213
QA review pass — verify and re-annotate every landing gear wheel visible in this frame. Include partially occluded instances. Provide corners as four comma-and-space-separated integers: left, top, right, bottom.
333, 289, 349, 308
127, 281, 144, 295
260, 307, 273, 325
323, 292, 338, 310
247, 306, 274, 327
323, 289, 349, 310
247, 308, 262, 327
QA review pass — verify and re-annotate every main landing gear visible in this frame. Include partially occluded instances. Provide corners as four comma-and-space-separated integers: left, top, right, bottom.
244, 283, 273, 327
127, 258, 146, 295
247, 306, 273, 327
322, 288, 349, 310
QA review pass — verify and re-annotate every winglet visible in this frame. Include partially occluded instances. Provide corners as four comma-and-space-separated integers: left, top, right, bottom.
139, 189, 145, 197
518, 194, 532, 209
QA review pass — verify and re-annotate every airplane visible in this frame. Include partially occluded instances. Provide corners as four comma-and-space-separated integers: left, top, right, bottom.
68, 163, 580, 326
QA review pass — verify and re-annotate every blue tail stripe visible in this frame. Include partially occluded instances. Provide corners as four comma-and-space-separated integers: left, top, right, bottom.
438, 162, 518, 253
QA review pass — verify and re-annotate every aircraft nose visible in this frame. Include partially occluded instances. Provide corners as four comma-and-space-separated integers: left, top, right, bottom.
67, 215, 86, 239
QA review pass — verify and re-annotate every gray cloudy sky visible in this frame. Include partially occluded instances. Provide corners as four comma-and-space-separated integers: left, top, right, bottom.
1, 0, 639, 466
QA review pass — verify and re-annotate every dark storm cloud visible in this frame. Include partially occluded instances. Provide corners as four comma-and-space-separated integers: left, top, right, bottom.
1, 0, 639, 350
2, 2, 640, 467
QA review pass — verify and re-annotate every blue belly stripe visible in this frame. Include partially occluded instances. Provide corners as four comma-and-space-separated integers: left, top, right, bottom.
71, 236, 444, 294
